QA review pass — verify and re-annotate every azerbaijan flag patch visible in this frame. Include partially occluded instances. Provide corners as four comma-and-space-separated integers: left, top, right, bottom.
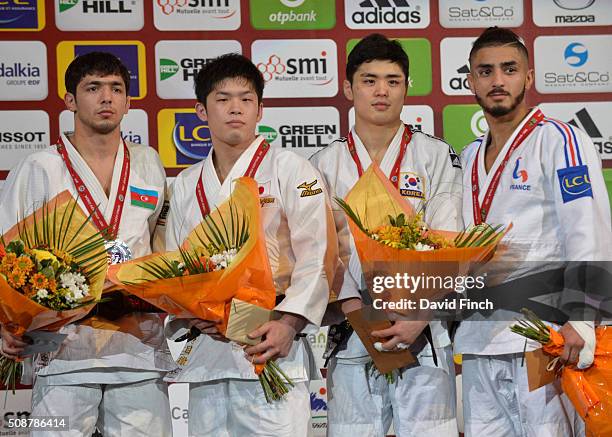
130, 186, 158, 210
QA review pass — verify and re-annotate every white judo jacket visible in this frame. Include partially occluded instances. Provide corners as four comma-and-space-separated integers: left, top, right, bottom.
311, 124, 464, 357
0, 133, 176, 384
165, 135, 334, 383
455, 107, 612, 355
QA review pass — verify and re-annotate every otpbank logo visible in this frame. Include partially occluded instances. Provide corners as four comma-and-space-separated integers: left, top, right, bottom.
250, 0, 335, 30
158, 109, 212, 168
0, 0, 45, 31
56, 41, 146, 100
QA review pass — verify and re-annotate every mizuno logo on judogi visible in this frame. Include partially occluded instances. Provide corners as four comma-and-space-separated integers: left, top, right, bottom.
130, 186, 159, 210
557, 165, 593, 203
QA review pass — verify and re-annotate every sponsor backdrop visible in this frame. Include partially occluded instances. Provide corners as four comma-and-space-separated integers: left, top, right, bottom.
0, 0, 610, 435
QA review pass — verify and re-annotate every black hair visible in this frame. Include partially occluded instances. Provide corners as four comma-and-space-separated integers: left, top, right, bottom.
469, 27, 529, 65
65, 51, 130, 95
346, 33, 409, 85
194, 53, 264, 106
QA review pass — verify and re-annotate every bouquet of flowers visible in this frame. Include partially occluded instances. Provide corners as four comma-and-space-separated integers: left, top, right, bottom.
108, 177, 292, 402
337, 165, 509, 379
0, 191, 108, 392
511, 309, 612, 437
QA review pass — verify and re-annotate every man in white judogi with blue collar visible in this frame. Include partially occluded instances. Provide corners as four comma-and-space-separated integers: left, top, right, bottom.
0, 52, 174, 436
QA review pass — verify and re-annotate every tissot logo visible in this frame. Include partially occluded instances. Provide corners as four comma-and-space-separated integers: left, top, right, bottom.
0, 110, 49, 172
344, 0, 429, 29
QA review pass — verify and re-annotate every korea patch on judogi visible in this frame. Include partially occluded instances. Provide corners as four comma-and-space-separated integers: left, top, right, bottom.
399, 172, 426, 199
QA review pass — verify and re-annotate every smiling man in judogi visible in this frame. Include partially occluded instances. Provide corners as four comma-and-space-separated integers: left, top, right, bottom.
0, 52, 174, 436
165, 53, 336, 436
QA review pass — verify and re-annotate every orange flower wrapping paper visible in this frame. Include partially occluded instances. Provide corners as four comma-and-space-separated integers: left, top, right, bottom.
542, 326, 612, 437
107, 177, 277, 372
0, 190, 107, 336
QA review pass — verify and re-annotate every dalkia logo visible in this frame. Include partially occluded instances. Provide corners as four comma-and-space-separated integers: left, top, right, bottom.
60, 0, 133, 13
351, 0, 422, 25
567, 108, 611, 155
0, 62, 40, 78
256, 51, 331, 85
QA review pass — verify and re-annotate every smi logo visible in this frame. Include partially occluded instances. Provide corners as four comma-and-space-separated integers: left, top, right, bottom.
564, 42, 588, 67
256, 51, 331, 84
156, 0, 232, 16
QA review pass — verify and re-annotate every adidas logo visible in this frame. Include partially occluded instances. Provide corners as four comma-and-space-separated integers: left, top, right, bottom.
449, 64, 470, 91
359, 0, 410, 6
352, 0, 421, 25
566, 108, 611, 155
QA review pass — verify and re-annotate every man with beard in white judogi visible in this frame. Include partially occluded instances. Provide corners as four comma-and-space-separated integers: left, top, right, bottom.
0, 52, 175, 436
457, 27, 612, 436
165, 53, 336, 436
310, 34, 463, 437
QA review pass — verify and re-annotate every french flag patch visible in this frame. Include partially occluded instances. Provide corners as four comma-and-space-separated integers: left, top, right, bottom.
130, 186, 158, 210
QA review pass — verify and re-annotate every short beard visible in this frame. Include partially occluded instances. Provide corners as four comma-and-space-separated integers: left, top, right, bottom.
475, 86, 526, 118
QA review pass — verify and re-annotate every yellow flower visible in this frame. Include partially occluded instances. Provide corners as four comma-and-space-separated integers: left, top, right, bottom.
52, 249, 73, 264
31, 249, 58, 265
7, 269, 26, 288
47, 278, 57, 292
373, 225, 402, 243
30, 272, 48, 290
15, 256, 34, 273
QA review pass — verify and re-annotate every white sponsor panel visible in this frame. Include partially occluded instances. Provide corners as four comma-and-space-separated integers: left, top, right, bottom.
309, 379, 328, 437
155, 40, 242, 100
440, 37, 476, 96
251, 39, 338, 98
0, 41, 47, 101
258, 107, 340, 159
55, 0, 144, 31
439, 0, 523, 28
59, 109, 149, 145
348, 105, 435, 135
540, 101, 612, 161
0, 388, 32, 436
0, 110, 50, 172
535, 35, 612, 94
153, 0, 241, 31
533, 0, 612, 27
169, 383, 189, 437
344, 0, 429, 29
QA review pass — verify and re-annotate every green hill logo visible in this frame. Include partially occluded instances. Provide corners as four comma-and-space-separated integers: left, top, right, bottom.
59, 0, 80, 13
258, 125, 278, 142
159, 59, 179, 81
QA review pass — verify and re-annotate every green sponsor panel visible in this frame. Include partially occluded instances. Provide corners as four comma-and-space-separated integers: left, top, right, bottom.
346, 38, 432, 96
604, 169, 612, 213
443, 104, 487, 154
250, 0, 335, 30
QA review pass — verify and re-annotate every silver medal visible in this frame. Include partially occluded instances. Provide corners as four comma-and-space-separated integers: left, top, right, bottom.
105, 239, 133, 265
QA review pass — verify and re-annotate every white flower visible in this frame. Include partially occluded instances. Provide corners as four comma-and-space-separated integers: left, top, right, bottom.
414, 242, 434, 251
371, 234, 380, 241
210, 249, 238, 271
36, 288, 48, 299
